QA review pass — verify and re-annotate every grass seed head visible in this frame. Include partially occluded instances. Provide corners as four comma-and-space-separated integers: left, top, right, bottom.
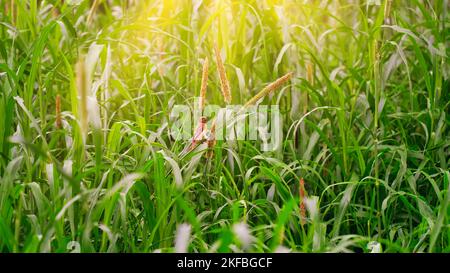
52, 4, 60, 18
4, 1, 9, 15
187, 116, 207, 153
244, 72, 293, 107
214, 43, 232, 104
205, 119, 217, 158
299, 178, 307, 225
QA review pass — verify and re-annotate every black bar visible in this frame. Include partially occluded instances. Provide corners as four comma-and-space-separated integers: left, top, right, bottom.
0, 253, 447, 272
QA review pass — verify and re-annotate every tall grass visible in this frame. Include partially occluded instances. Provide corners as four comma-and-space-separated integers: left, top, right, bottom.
0, 0, 448, 253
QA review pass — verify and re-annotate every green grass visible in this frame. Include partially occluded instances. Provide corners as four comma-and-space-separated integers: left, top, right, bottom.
0, 0, 449, 253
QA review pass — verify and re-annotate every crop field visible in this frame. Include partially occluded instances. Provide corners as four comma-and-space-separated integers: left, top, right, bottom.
0, 0, 449, 253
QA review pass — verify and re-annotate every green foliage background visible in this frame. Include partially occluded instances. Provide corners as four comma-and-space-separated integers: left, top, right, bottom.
0, 0, 448, 252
